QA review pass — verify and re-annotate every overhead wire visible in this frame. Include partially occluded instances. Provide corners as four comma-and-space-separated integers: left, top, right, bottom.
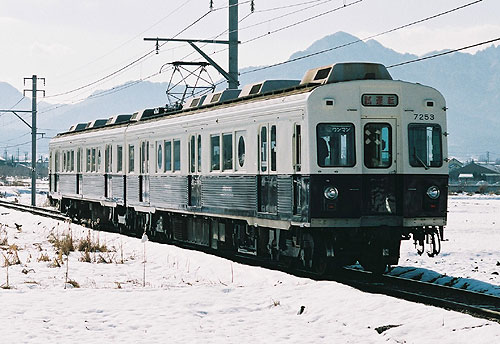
241, 0, 484, 75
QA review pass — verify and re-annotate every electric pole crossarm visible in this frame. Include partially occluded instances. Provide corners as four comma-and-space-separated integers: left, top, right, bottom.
11, 111, 32, 129
188, 42, 236, 85
144, 38, 239, 44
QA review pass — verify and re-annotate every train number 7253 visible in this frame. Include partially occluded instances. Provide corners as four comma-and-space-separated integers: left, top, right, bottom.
414, 113, 434, 120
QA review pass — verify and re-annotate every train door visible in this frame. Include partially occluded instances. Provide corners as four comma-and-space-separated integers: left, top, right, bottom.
104, 144, 112, 198
361, 118, 397, 215
258, 123, 278, 213
188, 134, 201, 207
139, 140, 150, 203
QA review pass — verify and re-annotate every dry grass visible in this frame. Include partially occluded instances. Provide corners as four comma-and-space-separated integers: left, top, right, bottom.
66, 279, 80, 288
48, 232, 75, 256
37, 253, 50, 262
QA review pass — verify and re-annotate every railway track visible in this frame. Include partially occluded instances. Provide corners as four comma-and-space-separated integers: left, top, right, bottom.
0, 199, 499, 322
0, 199, 69, 221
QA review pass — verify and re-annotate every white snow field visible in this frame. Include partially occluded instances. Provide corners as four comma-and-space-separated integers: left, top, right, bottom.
0, 187, 499, 343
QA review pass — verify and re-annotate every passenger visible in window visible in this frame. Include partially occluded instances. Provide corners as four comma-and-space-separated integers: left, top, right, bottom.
317, 137, 329, 166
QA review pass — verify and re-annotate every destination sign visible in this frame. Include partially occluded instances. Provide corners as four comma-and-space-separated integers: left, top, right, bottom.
361, 94, 398, 107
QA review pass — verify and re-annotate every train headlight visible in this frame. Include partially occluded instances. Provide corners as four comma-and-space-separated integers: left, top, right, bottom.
324, 186, 339, 200
426, 186, 440, 200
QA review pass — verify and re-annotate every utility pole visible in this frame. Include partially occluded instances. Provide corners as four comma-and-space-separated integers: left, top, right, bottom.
0, 76, 44, 206
23, 75, 45, 206
145, 0, 245, 90
228, 0, 238, 89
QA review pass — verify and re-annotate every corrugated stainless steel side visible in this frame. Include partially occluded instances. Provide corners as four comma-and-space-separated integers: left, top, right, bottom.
59, 174, 76, 195
111, 174, 124, 203
126, 176, 140, 204
149, 175, 188, 208
82, 174, 104, 199
201, 175, 257, 211
277, 175, 293, 216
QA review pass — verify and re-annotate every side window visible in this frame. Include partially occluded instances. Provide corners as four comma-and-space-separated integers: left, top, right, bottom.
236, 131, 246, 170
128, 144, 135, 173
91, 148, 96, 172
164, 140, 172, 171
211, 134, 220, 171
157, 141, 163, 172
197, 134, 202, 173
71, 150, 74, 172
173, 139, 181, 171
260, 126, 267, 172
270, 125, 277, 172
364, 123, 392, 168
77, 148, 81, 173
117, 145, 123, 173
190, 135, 196, 173
97, 148, 102, 172
140, 141, 149, 174
223, 133, 233, 171
86, 148, 91, 172
293, 124, 301, 172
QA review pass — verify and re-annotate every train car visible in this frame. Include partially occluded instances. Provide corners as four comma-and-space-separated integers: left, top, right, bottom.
48, 62, 448, 273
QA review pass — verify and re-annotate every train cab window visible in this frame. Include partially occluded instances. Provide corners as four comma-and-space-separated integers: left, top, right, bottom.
164, 141, 172, 172
173, 139, 181, 171
128, 144, 135, 173
223, 133, 233, 171
364, 123, 392, 168
117, 145, 123, 173
316, 123, 355, 167
157, 142, 163, 172
408, 124, 443, 168
211, 135, 220, 171
197, 134, 202, 173
270, 125, 277, 172
260, 126, 268, 172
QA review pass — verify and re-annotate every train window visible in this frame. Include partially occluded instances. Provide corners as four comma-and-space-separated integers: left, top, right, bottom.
173, 139, 181, 171
364, 123, 392, 168
71, 150, 75, 172
197, 134, 202, 173
223, 133, 233, 171
164, 141, 172, 172
211, 135, 220, 171
140, 141, 149, 174
293, 124, 301, 172
86, 149, 91, 172
63, 152, 66, 172
128, 144, 135, 173
408, 124, 442, 168
117, 145, 123, 173
316, 123, 355, 167
91, 148, 96, 172
236, 131, 246, 168
105, 145, 111, 173
260, 126, 268, 172
190, 135, 196, 173
97, 149, 102, 172
55, 151, 60, 173
271, 125, 277, 172
157, 142, 163, 172
77, 148, 81, 173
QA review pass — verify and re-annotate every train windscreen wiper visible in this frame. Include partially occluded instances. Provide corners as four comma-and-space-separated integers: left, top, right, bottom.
415, 153, 430, 170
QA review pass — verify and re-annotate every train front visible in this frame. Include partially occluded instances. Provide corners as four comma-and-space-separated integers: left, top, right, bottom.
303, 63, 448, 272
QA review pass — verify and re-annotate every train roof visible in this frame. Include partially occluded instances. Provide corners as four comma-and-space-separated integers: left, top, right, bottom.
57, 62, 393, 138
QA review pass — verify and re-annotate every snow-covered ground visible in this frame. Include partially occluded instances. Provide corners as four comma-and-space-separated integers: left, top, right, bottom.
0, 186, 499, 342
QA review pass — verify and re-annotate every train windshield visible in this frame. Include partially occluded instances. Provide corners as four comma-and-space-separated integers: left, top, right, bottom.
317, 123, 355, 167
408, 124, 442, 168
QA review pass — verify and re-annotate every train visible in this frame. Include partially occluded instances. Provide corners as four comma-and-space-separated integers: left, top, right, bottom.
48, 62, 448, 274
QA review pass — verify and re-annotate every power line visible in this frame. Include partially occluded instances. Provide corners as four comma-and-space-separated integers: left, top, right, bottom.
241, 0, 484, 75
387, 37, 500, 68
0, 96, 26, 118
45, 9, 214, 99
243, 0, 362, 44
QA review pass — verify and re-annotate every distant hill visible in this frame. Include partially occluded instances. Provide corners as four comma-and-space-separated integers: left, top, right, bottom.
1, 31, 499, 159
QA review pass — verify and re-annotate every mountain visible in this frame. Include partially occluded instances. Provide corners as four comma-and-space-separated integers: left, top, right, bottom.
1, 31, 500, 160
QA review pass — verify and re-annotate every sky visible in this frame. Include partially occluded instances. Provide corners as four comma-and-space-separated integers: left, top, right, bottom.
1, 0, 499, 105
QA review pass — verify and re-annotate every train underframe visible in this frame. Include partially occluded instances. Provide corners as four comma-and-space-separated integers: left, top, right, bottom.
56, 197, 442, 274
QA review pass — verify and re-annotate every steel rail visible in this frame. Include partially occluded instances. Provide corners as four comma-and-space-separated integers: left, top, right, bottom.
0, 198, 498, 322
